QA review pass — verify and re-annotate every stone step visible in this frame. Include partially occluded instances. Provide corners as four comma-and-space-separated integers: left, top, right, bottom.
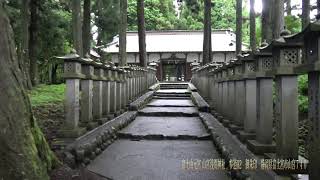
147, 99, 195, 107
118, 116, 208, 138
87, 140, 230, 180
154, 93, 190, 97
138, 107, 199, 117
152, 96, 190, 100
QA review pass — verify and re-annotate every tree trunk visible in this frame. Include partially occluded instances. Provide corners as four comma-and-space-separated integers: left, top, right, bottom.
72, 0, 83, 57
119, 0, 127, 66
273, 0, 284, 39
302, 0, 310, 29
236, 0, 242, 55
29, 0, 39, 86
20, 0, 33, 89
83, 0, 91, 56
0, 4, 58, 179
202, 0, 212, 65
250, 0, 256, 52
317, 0, 320, 19
261, 0, 274, 43
137, 0, 147, 68
286, 0, 292, 15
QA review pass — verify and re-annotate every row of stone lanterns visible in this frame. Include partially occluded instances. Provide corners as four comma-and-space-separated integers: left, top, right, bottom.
191, 22, 320, 178
58, 51, 157, 138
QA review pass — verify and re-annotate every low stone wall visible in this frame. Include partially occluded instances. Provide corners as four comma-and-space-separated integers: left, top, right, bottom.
199, 112, 277, 180
191, 92, 210, 112
129, 91, 155, 111
63, 111, 137, 168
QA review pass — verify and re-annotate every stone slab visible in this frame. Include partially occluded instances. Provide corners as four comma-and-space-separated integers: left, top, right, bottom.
237, 130, 256, 143
119, 116, 207, 137
138, 107, 198, 117
156, 89, 190, 94
148, 99, 195, 107
247, 140, 276, 155
87, 140, 230, 180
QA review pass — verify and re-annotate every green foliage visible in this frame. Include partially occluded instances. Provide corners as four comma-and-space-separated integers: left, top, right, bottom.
92, 0, 120, 45
298, 75, 308, 113
29, 84, 65, 107
285, 15, 302, 34
128, 0, 178, 31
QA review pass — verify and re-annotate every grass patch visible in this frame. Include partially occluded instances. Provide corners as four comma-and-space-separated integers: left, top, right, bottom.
29, 84, 65, 107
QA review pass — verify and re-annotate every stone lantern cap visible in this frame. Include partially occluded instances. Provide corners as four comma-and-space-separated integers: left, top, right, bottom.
190, 61, 200, 68
267, 31, 303, 76
149, 61, 158, 67
58, 50, 86, 79
253, 42, 274, 78
56, 49, 82, 63
294, 21, 320, 73
242, 53, 257, 79
81, 54, 95, 65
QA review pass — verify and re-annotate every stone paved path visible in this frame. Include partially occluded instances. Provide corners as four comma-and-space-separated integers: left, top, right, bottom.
87, 85, 231, 180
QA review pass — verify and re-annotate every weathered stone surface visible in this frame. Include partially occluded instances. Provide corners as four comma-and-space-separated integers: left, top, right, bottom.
87, 140, 230, 180
147, 99, 194, 107
65, 111, 138, 166
191, 92, 210, 112
129, 91, 154, 110
199, 112, 277, 180
138, 107, 199, 117
119, 116, 207, 137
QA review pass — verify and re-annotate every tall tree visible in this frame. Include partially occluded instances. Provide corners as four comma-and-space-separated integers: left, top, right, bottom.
0, 3, 58, 179
302, 0, 310, 29
137, 0, 147, 67
29, 0, 40, 86
250, 0, 256, 52
83, 0, 91, 56
20, 0, 32, 89
273, 0, 285, 39
72, 0, 83, 56
261, 0, 274, 43
236, 0, 242, 55
119, 0, 127, 66
202, 0, 212, 65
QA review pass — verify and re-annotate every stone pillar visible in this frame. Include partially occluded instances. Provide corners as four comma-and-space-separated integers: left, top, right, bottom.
102, 65, 111, 120
233, 80, 245, 127
80, 59, 95, 128
120, 69, 127, 111
237, 55, 257, 141
247, 77, 275, 154
92, 62, 104, 126
275, 75, 298, 159
128, 70, 133, 102
109, 67, 117, 117
115, 69, 122, 115
308, 72, 320, 179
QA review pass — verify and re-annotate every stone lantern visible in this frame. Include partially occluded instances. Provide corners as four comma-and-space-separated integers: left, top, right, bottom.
229, 58, 244, 133
223, 61, 236, 127
269, 33, 303, 160
57, 50, 86, 137
294, 22, 320, 179
92, 59, 105, 124
102, 62, 112, 120
247, 43, 276, 155
80, 55, 96, 128
237, 53, 257, 142
109, 64, 118, 117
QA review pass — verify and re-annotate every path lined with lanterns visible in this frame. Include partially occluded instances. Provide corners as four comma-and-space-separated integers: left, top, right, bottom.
57, 23, 320, 180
